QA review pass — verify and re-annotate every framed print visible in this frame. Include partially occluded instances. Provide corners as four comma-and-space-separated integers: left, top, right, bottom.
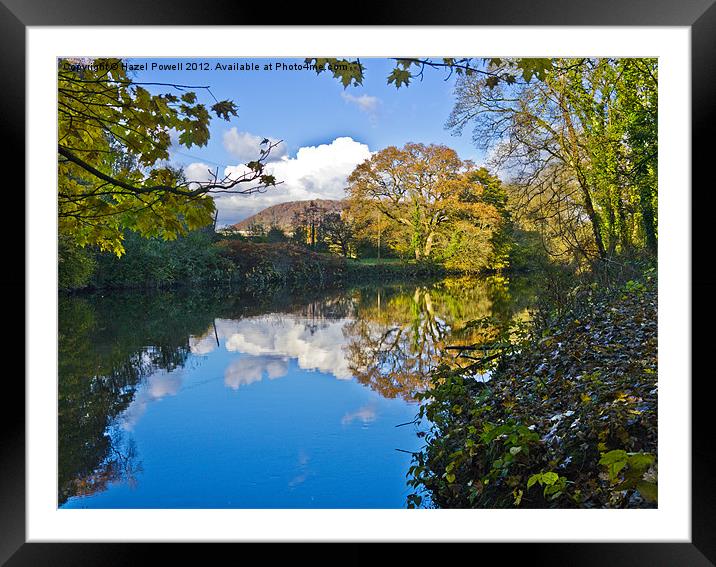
4, 0, 715, 563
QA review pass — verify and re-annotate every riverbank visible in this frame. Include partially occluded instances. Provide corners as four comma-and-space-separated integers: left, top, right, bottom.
407, 267, 657, 509
61, 235, 509, 292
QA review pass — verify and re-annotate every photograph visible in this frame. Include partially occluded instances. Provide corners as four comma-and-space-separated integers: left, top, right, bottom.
57, 55, 659, 511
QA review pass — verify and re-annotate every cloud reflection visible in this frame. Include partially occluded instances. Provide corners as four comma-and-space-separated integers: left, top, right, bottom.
191, 315, 353, 380
121, 368, 184, 430
341, 404, 377, 426
224, 356, 289, 390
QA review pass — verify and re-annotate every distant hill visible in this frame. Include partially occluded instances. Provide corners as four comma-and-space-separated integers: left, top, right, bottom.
230, 199, 345, 233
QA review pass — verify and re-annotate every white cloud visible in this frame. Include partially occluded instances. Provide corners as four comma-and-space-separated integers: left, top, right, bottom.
183, 162, 217, 184
223, 128, 287, 163
341, 91, 380, 114
189, 331, 219, 355
222, 315, 353, 379
218, 136, 372, 226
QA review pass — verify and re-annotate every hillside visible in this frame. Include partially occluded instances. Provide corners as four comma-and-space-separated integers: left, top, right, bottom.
230, 199, 345, 232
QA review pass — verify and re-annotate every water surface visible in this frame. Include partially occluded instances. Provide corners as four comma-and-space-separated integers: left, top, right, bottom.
59, 278, 533, 508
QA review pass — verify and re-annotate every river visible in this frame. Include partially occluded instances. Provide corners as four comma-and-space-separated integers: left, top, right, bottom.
58, 276, 535, 508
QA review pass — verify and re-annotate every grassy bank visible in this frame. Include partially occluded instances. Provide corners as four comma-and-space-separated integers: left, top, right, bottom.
408, 266, 657, 509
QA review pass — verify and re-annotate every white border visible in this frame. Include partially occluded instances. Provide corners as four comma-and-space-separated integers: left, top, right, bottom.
27, 26, 691, 542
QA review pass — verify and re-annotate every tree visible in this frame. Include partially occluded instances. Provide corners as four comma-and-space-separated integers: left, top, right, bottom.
445, 58, 658, 260
346, 143, 503, 265
58, 57, 281, 256
291, 201, 327, 249
246, 221, 266, 238
312, 56, 657, 261
319, 212, 353, 257
266, 225, 288, 243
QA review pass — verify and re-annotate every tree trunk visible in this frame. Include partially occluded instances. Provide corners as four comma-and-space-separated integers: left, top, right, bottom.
639, 185, 658, 254
423, 232, 435, 259
559, 98, 607, 260
580, 180, 608, 260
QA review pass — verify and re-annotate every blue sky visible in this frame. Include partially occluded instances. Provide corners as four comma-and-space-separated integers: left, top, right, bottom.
128, 58, 485, 227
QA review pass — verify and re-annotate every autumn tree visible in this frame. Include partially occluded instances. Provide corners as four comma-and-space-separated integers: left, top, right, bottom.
313, 56, 657, 262
346, 143, 504, 268
58, 58, 281, 257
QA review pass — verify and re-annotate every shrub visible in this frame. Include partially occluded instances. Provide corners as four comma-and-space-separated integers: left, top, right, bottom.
58, 235, 97, 291
215, 240, 346, 290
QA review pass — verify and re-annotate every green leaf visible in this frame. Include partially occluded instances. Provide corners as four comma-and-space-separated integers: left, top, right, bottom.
387, 68, 411, 89
513, 489, 523, 506
541, 472, 559, 485
636, 481, 658, 503
599, 450, 628, 466
627, 453, 655, 472
527, 473, 541, 489
211, 100, 238, 120
599, 450, 629, 482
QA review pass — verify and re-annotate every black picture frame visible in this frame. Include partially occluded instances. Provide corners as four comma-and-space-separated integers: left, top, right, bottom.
4, 1, 714, 564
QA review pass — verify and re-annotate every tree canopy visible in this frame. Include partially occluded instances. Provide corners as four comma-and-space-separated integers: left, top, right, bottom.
446, 57, 657, 260
346, 143, 507, 269
58, 58, 280, 256
313, 57, 658, 264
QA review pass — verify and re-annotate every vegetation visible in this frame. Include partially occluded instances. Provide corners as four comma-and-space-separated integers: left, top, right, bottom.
303, 57, 660, 509
58, 57, 280, 257
215, 240, 346, 290
346, 258, 448, 282
316, 57, 657, 267
446, 58, 657, 261
407, 267, 657, 508
60, 231, 346, 292
87, 230, 233, 289
346, 144, 509, 271
57, 57, 659, 510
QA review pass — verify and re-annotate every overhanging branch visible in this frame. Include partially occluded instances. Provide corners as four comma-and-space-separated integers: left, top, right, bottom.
58, 142, 283, 198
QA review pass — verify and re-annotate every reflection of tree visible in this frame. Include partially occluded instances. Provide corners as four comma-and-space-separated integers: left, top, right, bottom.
65, 431, 143, 501
343, 278, 536, 401
294, 295, 356, 336
58, 296, 202, 505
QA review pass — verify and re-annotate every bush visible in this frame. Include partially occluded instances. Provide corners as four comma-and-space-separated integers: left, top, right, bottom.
90, 230, 234, 289
215, 240, 346, 290
58, 235, 97, 291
